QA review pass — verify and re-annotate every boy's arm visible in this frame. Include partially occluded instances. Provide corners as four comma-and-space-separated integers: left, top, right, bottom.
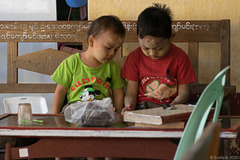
121, 80, 139, 114
52, 84, 68, 114
112, 87, 124, 114
170, 84, 189, 105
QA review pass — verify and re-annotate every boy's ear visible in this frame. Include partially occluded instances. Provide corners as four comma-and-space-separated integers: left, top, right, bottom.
88, 35, 94, 47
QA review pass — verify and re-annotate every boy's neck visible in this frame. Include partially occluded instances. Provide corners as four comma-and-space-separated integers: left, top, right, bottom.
79, 51, 102, 68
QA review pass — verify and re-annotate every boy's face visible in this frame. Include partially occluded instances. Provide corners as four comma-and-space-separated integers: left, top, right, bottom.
91, 30, 124, 64
139, 36, 170, 59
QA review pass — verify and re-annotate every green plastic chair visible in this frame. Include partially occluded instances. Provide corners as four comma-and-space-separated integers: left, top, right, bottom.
174, 66, 230, 160
180, 122, 221, 160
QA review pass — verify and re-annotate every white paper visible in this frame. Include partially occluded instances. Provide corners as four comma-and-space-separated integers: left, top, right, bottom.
19, 148, 29, 157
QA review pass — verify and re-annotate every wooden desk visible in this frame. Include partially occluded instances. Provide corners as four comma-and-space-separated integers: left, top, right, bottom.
0, 114, 238, 160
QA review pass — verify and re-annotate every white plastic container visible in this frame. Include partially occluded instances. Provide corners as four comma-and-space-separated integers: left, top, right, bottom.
3, 96, 48, 114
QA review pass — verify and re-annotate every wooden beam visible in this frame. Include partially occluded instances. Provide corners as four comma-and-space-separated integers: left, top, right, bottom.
220, 20, 230, 86
16, 48, 71, 75
0, 84, 56, 93
188, 42, 199, 79
0, 21, 223, 43
7, 42, 18, 84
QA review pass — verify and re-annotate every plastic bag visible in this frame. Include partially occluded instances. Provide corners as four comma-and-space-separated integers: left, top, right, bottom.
64, 98, 119, 127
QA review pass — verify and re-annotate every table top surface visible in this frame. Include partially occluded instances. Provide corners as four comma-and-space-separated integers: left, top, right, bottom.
0, 114, 238, 138
0, 114, 127, 129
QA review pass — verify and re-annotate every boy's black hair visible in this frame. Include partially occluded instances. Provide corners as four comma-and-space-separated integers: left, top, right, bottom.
137, 3, 173, 39
87, 15, 126, 41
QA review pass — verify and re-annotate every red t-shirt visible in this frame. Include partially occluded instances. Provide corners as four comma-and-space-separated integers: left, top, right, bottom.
121, 43, 197, 105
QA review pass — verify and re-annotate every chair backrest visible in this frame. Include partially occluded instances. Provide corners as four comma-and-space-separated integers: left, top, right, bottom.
3, 96, 48, 114
174, 66, 230, 160
180, 122, 221, 160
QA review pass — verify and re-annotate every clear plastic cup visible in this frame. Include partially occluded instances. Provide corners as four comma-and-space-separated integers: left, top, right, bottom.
17, 103, 33, 125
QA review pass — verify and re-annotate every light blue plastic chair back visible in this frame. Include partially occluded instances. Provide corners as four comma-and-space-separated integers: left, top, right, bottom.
174, 66, 230, 160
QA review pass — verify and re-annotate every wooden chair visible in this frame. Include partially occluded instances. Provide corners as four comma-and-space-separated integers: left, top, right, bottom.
174, 66, 229, 160
181, 122, 221, 160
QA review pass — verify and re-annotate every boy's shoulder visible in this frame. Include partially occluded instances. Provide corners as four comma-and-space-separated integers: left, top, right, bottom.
63, 52, 81, 64
64, 52, 79, 60
108, 60, 122, 68
68, 52, 80, 59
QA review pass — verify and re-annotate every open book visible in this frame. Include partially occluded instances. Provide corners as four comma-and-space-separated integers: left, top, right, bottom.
123, 104, 196, 125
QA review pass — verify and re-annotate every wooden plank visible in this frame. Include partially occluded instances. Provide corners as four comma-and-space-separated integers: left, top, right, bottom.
188, 42, 199, 78
172, 20, 221, 42
0, 21, 91, 43
0, 20, 222, 43
16, 48, 71, 75
8, 137, 177, 160
220, 20, 230, 85
7, 42, 18, 84
0, 84, 56, 93
122, 20, 222, 42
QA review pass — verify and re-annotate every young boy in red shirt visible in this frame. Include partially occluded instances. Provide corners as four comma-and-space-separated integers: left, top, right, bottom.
121, 3, 197, 113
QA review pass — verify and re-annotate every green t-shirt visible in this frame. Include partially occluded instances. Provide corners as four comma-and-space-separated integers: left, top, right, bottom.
51, 53, 126, 103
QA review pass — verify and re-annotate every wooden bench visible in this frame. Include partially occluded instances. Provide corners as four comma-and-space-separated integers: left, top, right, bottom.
0, 20, 235, 114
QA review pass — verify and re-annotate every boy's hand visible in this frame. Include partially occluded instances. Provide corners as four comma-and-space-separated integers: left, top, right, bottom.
121, 104, 133, 115
144, 83, 177, 100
